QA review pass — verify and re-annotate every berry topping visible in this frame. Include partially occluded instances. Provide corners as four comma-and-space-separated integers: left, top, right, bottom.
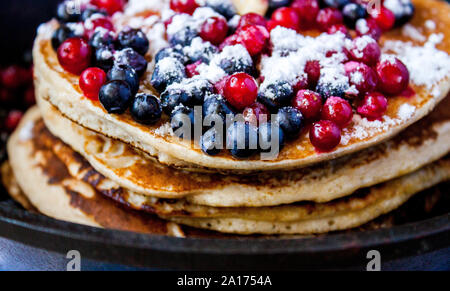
357, 92, 388, 120
238, 13, 267, 30
226, 121, 259, 158
310, 120, 341, 152
81, 8, 107, 22
107, 64, 140, 95
186, 60, 202, 78
216, 45, 254, 75
316, 8, 343, 31
183, 38, 218, 64
291, 0, 320, 29
5, 110, 23, 132
117, 28, 150, 56
56, 1, 81, 23
369, 6, 396, 31
52, 25, 76, 50
243, 102, 270, 125
205, 0, 237, 20
92, 0, 125, 15
384, 0, 415, 27
270, 7, 300, 31
89, 29, 115, 50
259, 121, 285, 154
57, 37, 92, 75
79, 67, 107, 100
304, 60, 321, 88
344, 61, 378, 96
203, 94, 234, 126
355, 18, 382, 41
236, 25, 270, 56
323, 0, 350, 8
327, 24, 349, 36
84, 16, 114, 39
200, 17, 229, 45
169, 27, 198, 46
275, 106, 304, 140
321, 96, 353, 128
170, 0, 199, 15
224, 73, 258, 110
99, 80, 132, 114
130, 93, 162, 125
376, 56, 410, 96
170, 106, 195, 138
292, 89, 323, 120
94, 46, 115, 72
155, 47, 187, 64
200, 127, 223, 156
348, 36, 381, 67
258, 82, 295, 112
342, 3, 367, 28
114, 48, 148, 77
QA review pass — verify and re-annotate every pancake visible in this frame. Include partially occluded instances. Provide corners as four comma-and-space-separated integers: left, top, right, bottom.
38, 95, 450, 207
33, 0, 450, 172
7, 108, 450, 235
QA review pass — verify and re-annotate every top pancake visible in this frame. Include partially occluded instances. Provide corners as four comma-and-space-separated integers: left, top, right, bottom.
33, 0, 450, 172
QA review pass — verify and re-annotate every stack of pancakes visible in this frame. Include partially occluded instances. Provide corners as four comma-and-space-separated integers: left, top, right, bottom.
2, 0, 450, 237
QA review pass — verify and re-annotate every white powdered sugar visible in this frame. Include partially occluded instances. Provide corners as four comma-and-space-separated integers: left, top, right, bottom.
155, 57, 184, 74
155, 122, 174, 136
383, 33, 450, 96
196, 62, 227, 83
124, 0, 169, 16
341, 115, 398, 145
355, 19, 369, 34
424, 20, 436, 31
349, 35, 376, 58
402, 24, 426, 42
398, 103, 416, 120
167, 7, 222, 36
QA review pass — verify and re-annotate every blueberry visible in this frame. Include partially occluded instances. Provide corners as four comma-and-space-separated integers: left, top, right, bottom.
226, 121, 259, 158
89, 29, 116, 50
115, 48, 148, 77
342, 3, 367, 28
51, 25, 75, 50
183, 38, 218, 64
151, 57, 186, 93
107, 64, 140, 95
205, 0, 237, 20
118, 28, 150, 56
81, 8, 107, 22
94, 46, 115, 72
257, 82, 294, 112
200, 127, 223, 156
99, 80, 133, 114
155, 47, 188, 64
275, 107, 304, 140
161, 88, 182, 115
384, 0, 415, 27
323, 0, 350, 8
203, 94, 234, 127
170, 106, 196, 139
315, 81, 347, 99
168, 27, 198, 47
268, 0, 292, 14
130, 93, 162, 125
56, 1, 81, 23
258, 121, 285, 154
216, 46, 254, 75
161, 78, 214, 113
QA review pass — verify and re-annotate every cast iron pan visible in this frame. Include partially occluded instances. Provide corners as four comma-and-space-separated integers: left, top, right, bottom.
0, 0, 449, 270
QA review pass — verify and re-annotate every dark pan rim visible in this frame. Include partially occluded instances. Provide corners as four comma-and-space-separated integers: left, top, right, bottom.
0, 202, 449, 256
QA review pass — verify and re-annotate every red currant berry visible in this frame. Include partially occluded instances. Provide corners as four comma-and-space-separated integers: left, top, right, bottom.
344, 61, 378, 96
79, 67, 107, 100
357, 92, 388, 120
271, 7, 300, 31
92, 0, 125, 15
292, 89, 323, 120
376, 57, 410, 96
355, 18, 382, 41
321, 96, 353, 128
214, 77, 228, 96
327, 24, 349, 36
237, 25, 269, 56
57, 37, 92, 75
224, 73, 258, 110
293, 76, 309, 92
304, 60, 321, 87
316, 8, 343, 32
369, 7, 395, 31
200, 17, 228, 45
5, 110, 23, 132
186, 60, 202, 78
84, 16, 115, 39
291, 0, 319, 30
0, 66, 26, 88
243, 102, 270, 125
349, 36, 381, 66
219, 34, 240, 50
238, 13, 267, 30
0, 88, 14, 104
310, 120, 341, 152
170, 0, 199, 15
